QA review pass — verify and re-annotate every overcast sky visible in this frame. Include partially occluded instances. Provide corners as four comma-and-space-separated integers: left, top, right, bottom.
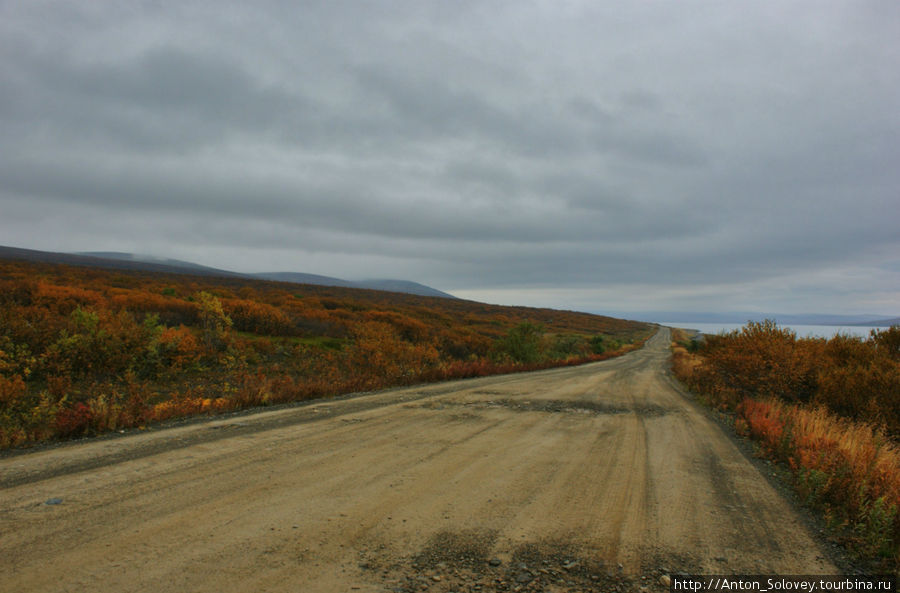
1, 1, 898, 316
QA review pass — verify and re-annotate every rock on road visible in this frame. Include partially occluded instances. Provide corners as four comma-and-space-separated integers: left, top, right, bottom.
0, 328, 834, 592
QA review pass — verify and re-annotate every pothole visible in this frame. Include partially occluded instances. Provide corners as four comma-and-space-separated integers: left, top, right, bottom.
367, 532, 676, 592
417, 399, 670, 417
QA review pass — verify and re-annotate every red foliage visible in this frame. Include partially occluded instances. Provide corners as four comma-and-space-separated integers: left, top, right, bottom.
736, 397, 900, 564
0, 257, 652, 449
0, 374, 26, 406
224, 298, 294, 336
675, 322, 900, 566
54, 402, 93, 438
681, 320, 900, 435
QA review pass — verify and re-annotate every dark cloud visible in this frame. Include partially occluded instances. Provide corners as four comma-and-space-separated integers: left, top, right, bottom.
0, 0, 897, 315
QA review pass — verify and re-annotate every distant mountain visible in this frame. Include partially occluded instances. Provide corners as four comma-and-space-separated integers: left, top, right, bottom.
858, 317, 900, 327
251, 273, 456, 299
250, 271, 357, 288
77, 252, 243, 277
353, 279, 457, 299
0, 245, 243, 278
622, 311, 898, 327
0, 245, 456, 299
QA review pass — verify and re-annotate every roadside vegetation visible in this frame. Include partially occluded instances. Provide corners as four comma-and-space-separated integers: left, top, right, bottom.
671, 321, 900, 571
0, 259, 652, 450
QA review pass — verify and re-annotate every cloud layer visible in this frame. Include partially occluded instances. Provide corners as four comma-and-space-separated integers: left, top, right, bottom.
1, 1, 898, 314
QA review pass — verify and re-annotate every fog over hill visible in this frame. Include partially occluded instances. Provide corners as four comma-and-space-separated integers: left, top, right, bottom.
3, 246, 894, 320
0, 245, 456, 299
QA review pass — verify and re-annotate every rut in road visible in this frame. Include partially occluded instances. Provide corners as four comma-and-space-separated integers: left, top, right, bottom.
0, 328, 834, 593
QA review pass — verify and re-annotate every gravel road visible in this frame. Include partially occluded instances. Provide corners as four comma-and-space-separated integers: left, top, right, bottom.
0, 328, 835, 592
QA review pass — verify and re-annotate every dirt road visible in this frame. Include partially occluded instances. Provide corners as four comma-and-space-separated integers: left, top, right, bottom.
1, 328, 835, 592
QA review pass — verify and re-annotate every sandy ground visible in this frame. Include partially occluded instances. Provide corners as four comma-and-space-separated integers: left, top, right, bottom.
0, 328, 835, 592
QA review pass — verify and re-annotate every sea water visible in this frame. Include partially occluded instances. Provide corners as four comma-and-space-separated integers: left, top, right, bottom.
658, 322, 887, 339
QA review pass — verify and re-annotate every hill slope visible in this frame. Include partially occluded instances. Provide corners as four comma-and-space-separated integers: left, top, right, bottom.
0, 256, 652, 448
0, 245, 454, 299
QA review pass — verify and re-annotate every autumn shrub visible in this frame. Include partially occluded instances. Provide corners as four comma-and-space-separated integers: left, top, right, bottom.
549, 334, 591, 360
53, 402, 94, 438
153, 325, 202, 372
0, 278, 38, 307
670, 344, 701, 387
1, 391, 61, 447
494, 322, 546, 363
34, 282, 105, 315
439, 330, 492, 360
364, 311, 431, 343
110, 290, 199, 326
872, 326, 900, 361
0, 374, 27, 406
685, 321, 900, 435
224, 298, 294, 336
0, 375, 29, 447
0, 258, 652, 448
347, 321, 440, 389
816, 334, 900, 435
1, 305, 65, 365
38, 307, 158, 381
589, 334, 610, 354
700, 320, 822, 405
675, 322, 900, 567
195, 291, 232, 352
736, 397, 900, 565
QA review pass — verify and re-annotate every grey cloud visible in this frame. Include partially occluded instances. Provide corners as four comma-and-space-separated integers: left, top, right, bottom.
3, 45, 311, 152
348, 63, 578, 158
620, 91, 664, 112
0, 0, 897, 315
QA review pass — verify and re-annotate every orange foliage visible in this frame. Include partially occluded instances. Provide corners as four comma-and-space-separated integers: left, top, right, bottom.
34, 282, 105, 314
699, 320, 823, 403
0, 257, 652, 449
0, 375, 26, 407
156, 326, 202, 370
347, 321, 441, 389
678, 321, 900, 434
674, 321, 900, 567
737, 397, 900, 565
224, 298, 294, 336
110, 290, 199, 326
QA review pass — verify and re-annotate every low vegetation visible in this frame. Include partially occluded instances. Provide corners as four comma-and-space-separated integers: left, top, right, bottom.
0, 259, 652, 449
671, 321, 900, 570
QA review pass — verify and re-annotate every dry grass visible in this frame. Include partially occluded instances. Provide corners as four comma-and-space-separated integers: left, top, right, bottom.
671, 323, 900, 570
737, 397, 899, 566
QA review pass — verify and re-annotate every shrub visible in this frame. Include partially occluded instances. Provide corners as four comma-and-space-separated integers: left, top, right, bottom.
495, 322, 545, 363
702, 320, 821, 404
196, 292, 232, 351
224, 299, 294, 336
872, 326, 900, 361
676, 322, 900, 567
735, 397, 900, 565
0, 258, 652, 449
347, 321, 440, 389
54, 402, 93, 438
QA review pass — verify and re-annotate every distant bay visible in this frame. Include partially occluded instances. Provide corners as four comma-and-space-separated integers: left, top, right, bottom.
659, 321, 886, 339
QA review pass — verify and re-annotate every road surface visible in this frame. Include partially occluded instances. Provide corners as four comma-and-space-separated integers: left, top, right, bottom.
0, 328, 834, 592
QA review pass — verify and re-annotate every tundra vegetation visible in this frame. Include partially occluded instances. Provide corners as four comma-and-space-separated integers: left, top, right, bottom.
671, 321, 900, 570
0, 259, 651, 449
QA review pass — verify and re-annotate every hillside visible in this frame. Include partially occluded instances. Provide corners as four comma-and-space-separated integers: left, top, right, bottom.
0, 245, 455, 299
0, 257, 652, 448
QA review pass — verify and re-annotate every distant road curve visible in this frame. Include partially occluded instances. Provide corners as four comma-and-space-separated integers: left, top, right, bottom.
0, 328, 834, 592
